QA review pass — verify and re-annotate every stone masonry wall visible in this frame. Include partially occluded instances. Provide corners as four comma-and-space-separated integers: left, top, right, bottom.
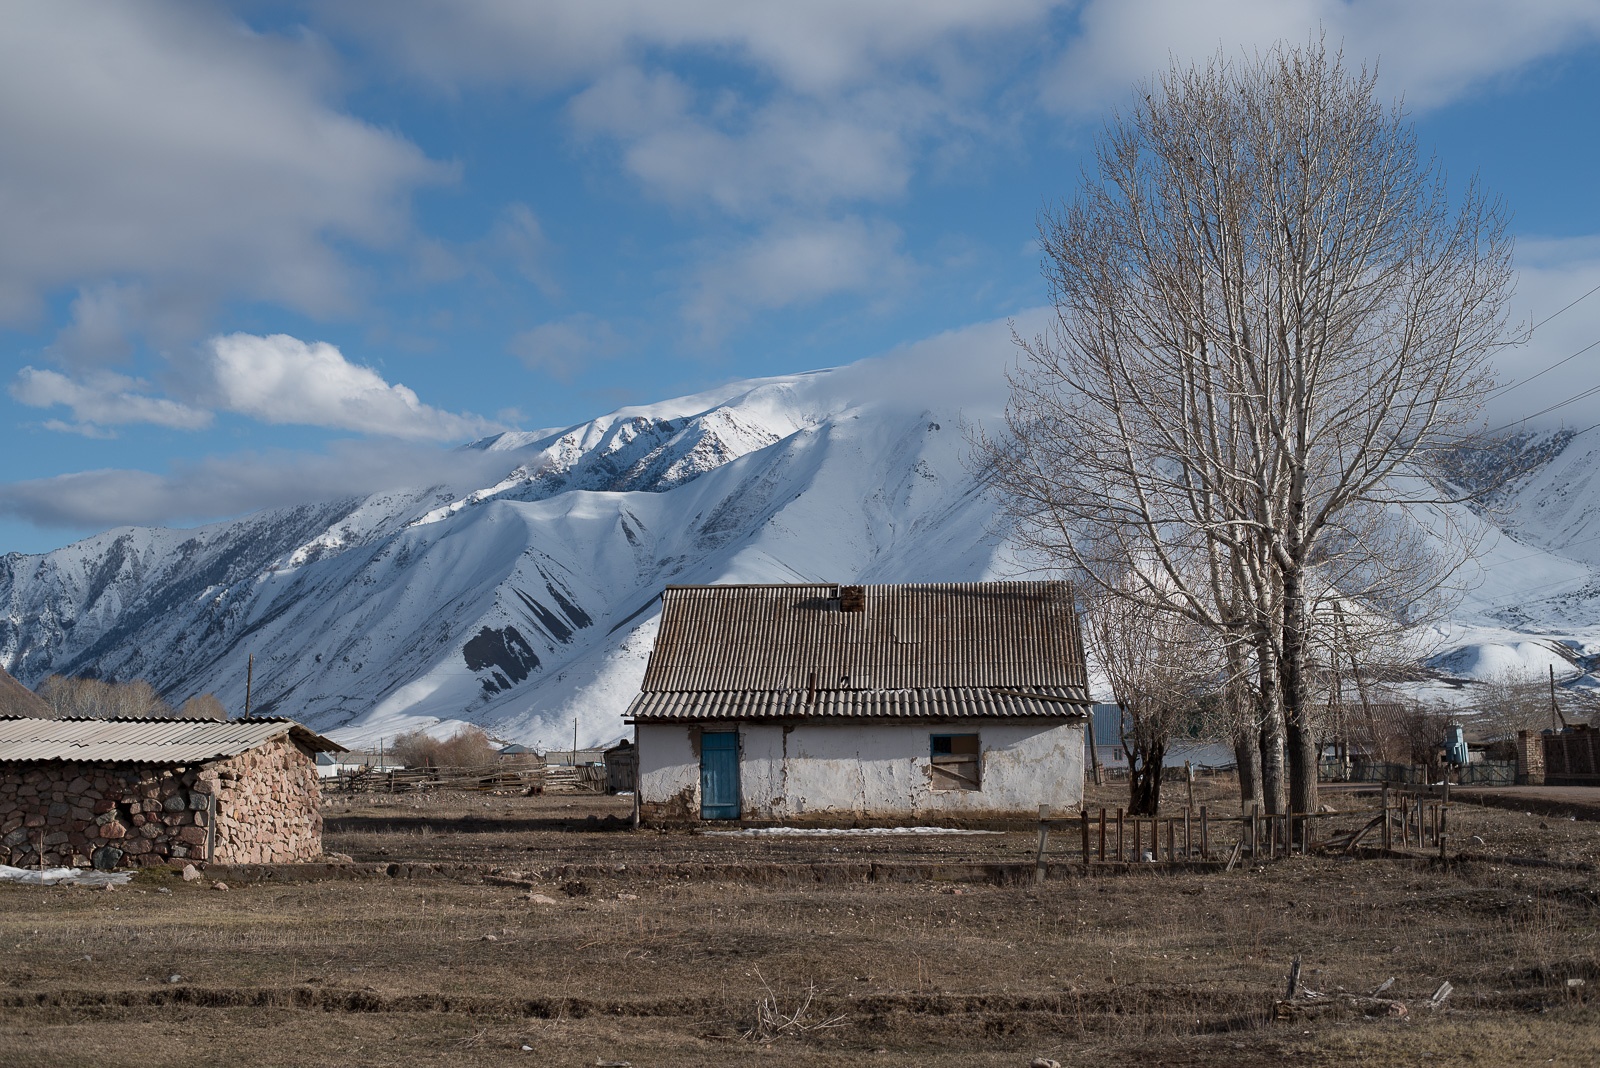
0, 737, 323, 869
207, 737, 323, 864
1516, 730, 1545, 786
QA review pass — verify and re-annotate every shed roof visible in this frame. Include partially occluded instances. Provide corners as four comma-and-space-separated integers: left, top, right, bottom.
630, 581, 1088, 722
0, 716, 345, 766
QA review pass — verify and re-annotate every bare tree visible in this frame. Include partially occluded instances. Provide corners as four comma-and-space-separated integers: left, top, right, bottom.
36, 675, 177, 719
984, 41, 1513, 821
178, 693, 229, 721
1472, 666, 1563, 739
390, 725, 499, 768
1084, 589, 1218, 815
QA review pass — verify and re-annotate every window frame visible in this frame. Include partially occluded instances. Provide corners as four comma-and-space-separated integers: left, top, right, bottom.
929, 732, 981, 791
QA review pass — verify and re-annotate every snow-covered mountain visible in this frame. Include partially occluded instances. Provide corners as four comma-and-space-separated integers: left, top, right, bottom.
4, 362, 1600, 746
0, 370, 1019, 747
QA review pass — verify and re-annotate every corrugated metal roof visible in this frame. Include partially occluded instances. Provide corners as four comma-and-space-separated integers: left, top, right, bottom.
0, 716, 345, 766
640, 581, 1087, 694
626, 686, 1089, 722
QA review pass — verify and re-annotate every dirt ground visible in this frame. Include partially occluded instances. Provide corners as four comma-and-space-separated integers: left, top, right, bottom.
3, 781, 1599, 1067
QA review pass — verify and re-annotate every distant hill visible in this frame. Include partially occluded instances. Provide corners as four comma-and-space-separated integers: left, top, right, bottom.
0, 664, 50, 718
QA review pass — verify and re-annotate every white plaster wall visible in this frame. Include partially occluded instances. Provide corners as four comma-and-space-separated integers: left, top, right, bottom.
637, 719, 1084, 820
637, 723, 701, 817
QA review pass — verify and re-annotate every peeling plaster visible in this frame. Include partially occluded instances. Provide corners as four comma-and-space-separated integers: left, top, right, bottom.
638, 720, 1085, 822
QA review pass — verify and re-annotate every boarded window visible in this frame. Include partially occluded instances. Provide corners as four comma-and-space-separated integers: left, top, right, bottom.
930, 733, 981, 791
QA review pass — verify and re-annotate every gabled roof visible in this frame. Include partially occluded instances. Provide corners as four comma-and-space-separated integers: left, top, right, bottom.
629, 581, 1089, 722
0, 716, 345, 766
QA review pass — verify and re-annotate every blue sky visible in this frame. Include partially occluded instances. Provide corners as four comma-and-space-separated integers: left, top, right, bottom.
2, 1, 1599, 554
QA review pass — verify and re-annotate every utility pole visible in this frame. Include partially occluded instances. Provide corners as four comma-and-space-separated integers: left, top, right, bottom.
573, 717, 579, 764
1550, 664, 1568, 729
244, 654, 254, 719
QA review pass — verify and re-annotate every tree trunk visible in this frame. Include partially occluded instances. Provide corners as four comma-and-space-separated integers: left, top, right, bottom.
1281, 565, 1320, 833
1233, 729, 1263, 809
1258, 713, 1286, 815
1129, 741, 1165, 816
1255, 638, 1287, 814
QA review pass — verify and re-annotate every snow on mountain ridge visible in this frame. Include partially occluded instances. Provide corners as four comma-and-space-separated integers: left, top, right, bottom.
0, 371, 1005, 746
6, 367, 1600, 746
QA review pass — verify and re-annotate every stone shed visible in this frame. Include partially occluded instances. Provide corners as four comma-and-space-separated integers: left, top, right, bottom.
626, 581, 1091, 824
0, 716, 344, 869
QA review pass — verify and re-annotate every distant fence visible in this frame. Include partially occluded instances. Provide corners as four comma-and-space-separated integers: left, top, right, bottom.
1330, 760, 1515, 788
329, 762, 548, 794
1037, 782, 1455, 874
1544, 728, 1600, 786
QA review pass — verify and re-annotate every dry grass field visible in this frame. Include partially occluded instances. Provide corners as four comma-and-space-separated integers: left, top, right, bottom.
3, 781, 1599, 1067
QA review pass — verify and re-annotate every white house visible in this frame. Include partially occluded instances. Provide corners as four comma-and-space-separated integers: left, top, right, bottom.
625, 581, 1091, 823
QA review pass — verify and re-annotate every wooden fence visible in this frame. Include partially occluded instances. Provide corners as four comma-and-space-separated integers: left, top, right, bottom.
1036, 782, 1452, 875
327, 762, 547, 794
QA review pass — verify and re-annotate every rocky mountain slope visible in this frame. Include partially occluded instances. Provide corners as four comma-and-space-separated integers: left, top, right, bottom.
0, 371, 1017, 746
4, 364, 1599, 746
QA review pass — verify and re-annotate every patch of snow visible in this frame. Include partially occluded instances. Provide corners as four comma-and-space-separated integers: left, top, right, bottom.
700, 826, 1003, 837
0, 864, 132, 886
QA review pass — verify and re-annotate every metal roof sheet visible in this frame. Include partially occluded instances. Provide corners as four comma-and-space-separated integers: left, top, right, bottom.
0, 716, 345, 766
639, 581, 1087, 694
625, 686, 1089, 722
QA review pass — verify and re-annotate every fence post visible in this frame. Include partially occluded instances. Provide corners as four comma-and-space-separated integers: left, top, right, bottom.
1381, 784, 1391, 851
1081, 809, 1091, 868
1099, 808, 1107, 861
1199, 806, 1209, 858
1116, 808, 1125, 862
1132, 815, 1142, 861
1166, 818, 1175, 862
1035, 805, 1050, 885
1184, 809, 1192, 859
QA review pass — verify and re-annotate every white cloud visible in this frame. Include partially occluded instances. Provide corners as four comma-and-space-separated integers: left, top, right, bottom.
570, 67, 928, 214
0, 441, 517, 531
485, 204, 561, 296
10, 333, 504, 441
1483, 237, 1600, 432
509, 315, 625, 382
1041, 0, 1600, 115
10, 367, 212, 435
203, 334, 501, 441
324, 0, 1058, 95
328, 1, 1045, 218
685, 218, 914, 340
0, 3, 448, 337
815, 309, 1049, 419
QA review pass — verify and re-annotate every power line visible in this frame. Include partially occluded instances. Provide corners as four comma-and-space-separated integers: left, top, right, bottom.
1487, 336, 1600, 400
1486, 373, 1600, 435
1529, 280, 1600, 336
1490, 279, 1600, 350
1481, 280, 1600, 399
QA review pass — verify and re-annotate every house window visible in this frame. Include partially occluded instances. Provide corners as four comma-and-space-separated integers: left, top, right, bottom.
930, 733, 981, 791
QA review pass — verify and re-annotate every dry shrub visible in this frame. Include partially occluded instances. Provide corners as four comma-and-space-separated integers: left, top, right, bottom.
179, 693, 228, 720
38, 675, 175, 719
390, 725, 498, 769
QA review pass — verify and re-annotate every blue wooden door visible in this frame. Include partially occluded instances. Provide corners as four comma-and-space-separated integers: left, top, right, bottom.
700, 731, 740, 820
